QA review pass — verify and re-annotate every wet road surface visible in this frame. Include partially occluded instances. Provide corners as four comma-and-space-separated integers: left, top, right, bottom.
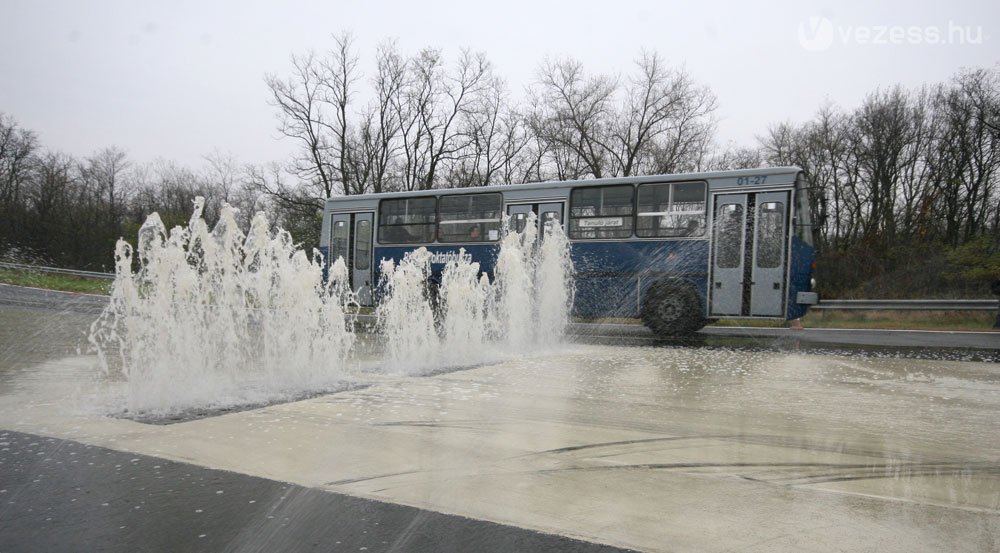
1, 284, 999, 552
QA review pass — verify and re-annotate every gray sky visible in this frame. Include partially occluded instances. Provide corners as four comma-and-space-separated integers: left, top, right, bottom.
2, 0, 997, 168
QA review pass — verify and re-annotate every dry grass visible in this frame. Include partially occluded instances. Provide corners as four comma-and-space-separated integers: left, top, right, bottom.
714, 310, 998, 331
793, 309, 998, 331
0, 268, 111, 295
582, 310, 999, 331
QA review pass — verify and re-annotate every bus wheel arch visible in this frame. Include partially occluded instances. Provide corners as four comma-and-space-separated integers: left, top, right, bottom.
641, 278, 707, 337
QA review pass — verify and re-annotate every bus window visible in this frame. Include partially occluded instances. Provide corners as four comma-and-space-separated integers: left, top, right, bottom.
354, 219, 372, 269
636, 182, 706, 238
378, 197, 437, 244
331, 219, 350, 264
569, 185, 634, 239
512, 212, 528, 233
716, 204, 744, 269
541, 210, 561, 233
437, 193, 502, 243
793, 177, 815, 246
756, 202, 785, 268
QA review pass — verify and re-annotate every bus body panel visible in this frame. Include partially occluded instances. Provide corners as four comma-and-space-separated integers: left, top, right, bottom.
571, 240, 709, 318
369, 240, 711, 320
786, 236, 815, 320
373, 243, 500, 284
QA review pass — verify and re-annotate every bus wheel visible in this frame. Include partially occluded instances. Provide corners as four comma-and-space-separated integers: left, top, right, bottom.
641, 280, 706, 337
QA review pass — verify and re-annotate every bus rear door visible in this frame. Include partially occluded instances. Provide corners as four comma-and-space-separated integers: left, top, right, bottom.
329, 212, 375, 304
710, 191, 790, 317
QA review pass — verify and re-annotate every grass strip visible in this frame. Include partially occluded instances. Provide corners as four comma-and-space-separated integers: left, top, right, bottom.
0, 268, 112, 295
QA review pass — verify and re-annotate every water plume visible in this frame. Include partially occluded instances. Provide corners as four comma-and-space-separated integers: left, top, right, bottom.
375, 248, 440, 370
376, 213, 575, 372
91, 202, 574, 414
89, 199, 354, 416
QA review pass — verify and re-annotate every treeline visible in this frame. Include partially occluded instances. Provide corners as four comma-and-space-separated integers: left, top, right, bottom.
263, 34, 717, 200
0, 131, 282, 270
1, 33, 998, 296
752, 69, 1000, 296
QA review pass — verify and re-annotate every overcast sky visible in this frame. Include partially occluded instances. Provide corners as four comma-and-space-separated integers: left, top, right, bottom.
1, 0, 997, 169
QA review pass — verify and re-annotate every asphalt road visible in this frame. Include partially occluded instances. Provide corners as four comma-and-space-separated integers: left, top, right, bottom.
0, 283, 108, 314
0, 430, 630, 553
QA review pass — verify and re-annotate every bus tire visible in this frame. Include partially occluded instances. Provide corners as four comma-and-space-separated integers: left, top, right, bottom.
641, 280, 706, 337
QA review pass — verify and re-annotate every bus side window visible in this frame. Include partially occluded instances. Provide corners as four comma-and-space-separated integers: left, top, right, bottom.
756, 202, 784, 268
542, 211, 560, 230
437, 193, 502, 243
716, 204, 744, 268
513, 212, 527, 233
568, 185, 634, 239
331, 220, 350, 264
636, 182, 707, 238
354, 219, 372, 269
378, 197, 437, 244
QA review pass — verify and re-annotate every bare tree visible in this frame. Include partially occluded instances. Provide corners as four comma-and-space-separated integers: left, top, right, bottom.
351, 40, 407, 193
710, 144, 764, 170
531, 58, 616, 179
321, 32, 361, 194
81, 147, 130, 241
530, 55, 717, 180
0, 113, 39, 242
621, 54, 717, 175
264, 32, 360, 200
802, 106, 850, 247
895, 88, 935, 241
960, 66, 1000, 136
393, 48, 492, 190
203, 150, 262, 229
265, 51, 335, 198
931, 71, 1000, 243
445, 75, 532, 187
850, 87, 922, 243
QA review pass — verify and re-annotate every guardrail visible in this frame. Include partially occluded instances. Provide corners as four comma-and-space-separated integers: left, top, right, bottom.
0, 261, 115, 280
814, 299, 998, 311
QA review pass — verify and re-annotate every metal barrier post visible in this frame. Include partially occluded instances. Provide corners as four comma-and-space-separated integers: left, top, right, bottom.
991, 279, 1000, 329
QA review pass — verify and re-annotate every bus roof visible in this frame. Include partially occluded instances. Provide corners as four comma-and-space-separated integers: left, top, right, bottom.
324, 166, 803, 205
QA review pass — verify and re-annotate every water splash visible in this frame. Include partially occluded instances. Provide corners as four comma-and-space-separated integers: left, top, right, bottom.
90, 202, 574, 414
375, 248, 440, 370
492, 214, 538, 349
535, 216, 575, 344
89, 199, 354, 415
375, 213, 575, 372
439, 251, 492, 359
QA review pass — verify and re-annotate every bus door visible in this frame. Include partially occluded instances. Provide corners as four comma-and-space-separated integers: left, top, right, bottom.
710, 195, 747, 316
749, 192, 789, 316
329, 212, 375, 304
506, 202, 564, 237
709, 191, 790, 317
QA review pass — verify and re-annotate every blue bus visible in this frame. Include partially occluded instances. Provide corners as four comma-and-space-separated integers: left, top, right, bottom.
320, 167, 818, 336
